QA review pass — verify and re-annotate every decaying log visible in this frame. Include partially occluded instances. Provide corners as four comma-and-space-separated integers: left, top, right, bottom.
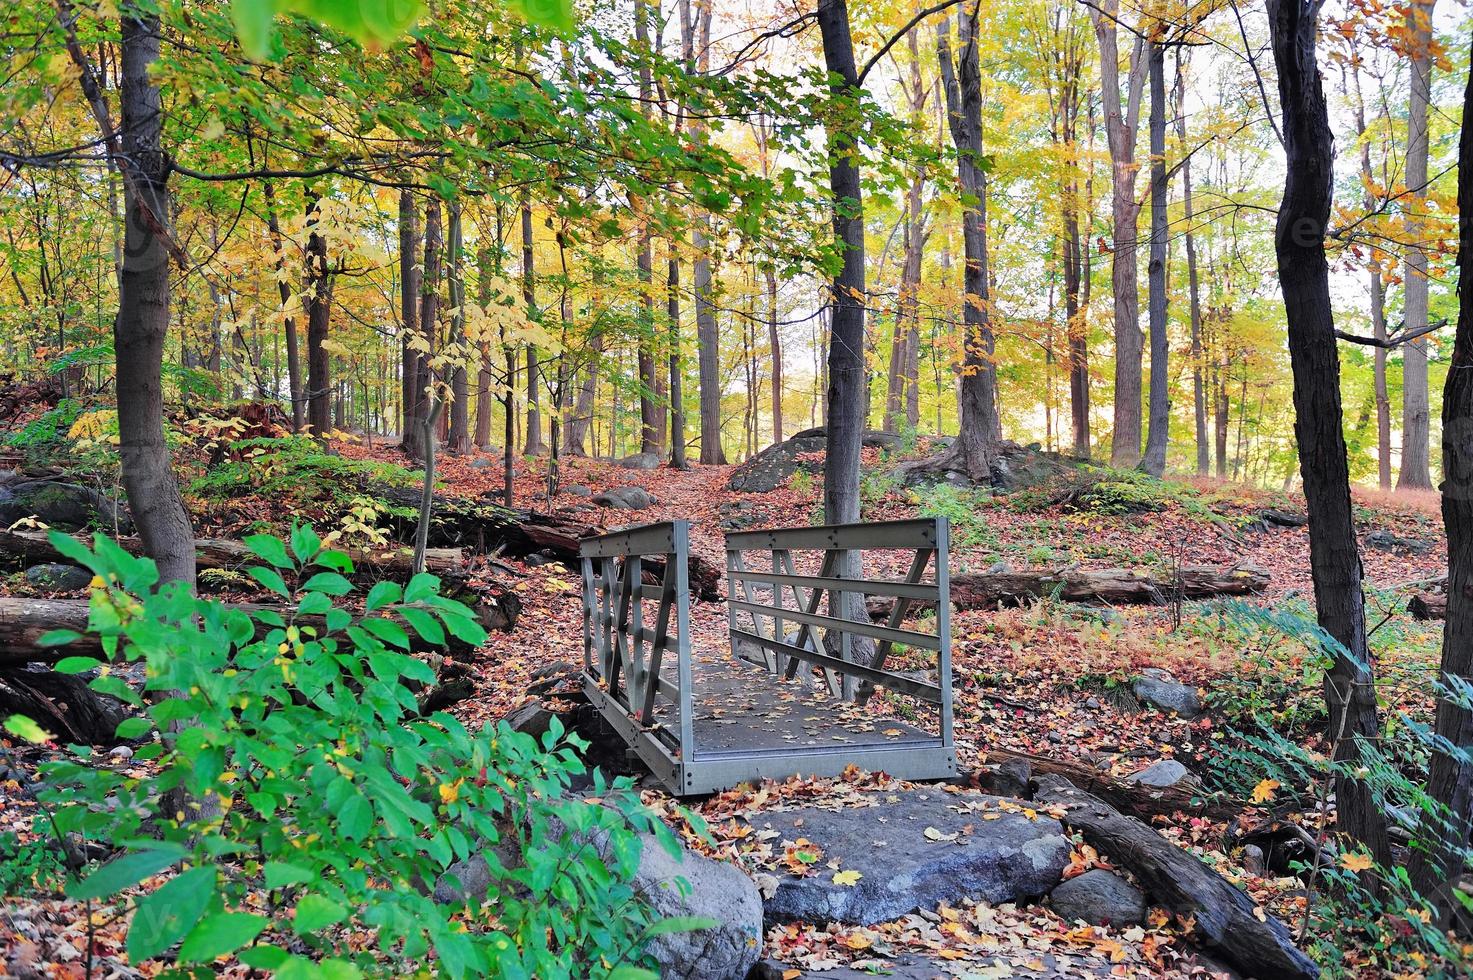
1036, 782, 1319, 980
0, 596, 496, 668
0, 528, 466, 585
0, 665, 130, 744
1409, 592, 1446, 620
981, 748, 1240, 823
867, 563, 1269, 617
367, 483, 722, 600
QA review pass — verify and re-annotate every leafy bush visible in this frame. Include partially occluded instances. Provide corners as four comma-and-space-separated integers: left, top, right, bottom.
188, 435, 419, 521
0, 831, 64, 896
14, 528, 677, 978
6, 397, 84, 454
905, 483, 997, 550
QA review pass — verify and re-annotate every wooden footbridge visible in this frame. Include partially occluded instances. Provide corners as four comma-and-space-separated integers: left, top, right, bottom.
579, 518, 955, 795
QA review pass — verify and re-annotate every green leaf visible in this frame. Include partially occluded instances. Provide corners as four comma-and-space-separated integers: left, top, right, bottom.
178, 911, 269, 964
126, 866, 214, 961
437, 612, 487, 648
264, 861, 315, 889
297, 590, 332, 616
399, 608, 444, 645
243, 534, 293, 569
302, 572, 353, 596
113, 717, 152, 740
231, 0, 277, 60
507, 0, 574, 34
248, 566, 290, 598
67, 847, 184, 900
239, 945, 289, 970
289, 524, 322, 563
339, 794, 372, 841
39, 629, 84, 647
364, 580, 401, 612
3, 715, 52, 744
360, 616, 410, 649
315, 549, 355, 573
53, 656, 103, 674
292, 893, 348, 934
403, 572, 440, 604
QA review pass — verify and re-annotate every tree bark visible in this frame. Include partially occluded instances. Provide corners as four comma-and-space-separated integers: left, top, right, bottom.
446, 202, 471, 455
686, 0, 725, 465
113, 5, 195, 585
1398, 0, 1437, 490
304, 197, 334, 437
520, 192, 544, 456
1090, 1, 1146, 468
669, 251, 689, 467
1178, 58, 1207, 477
1407, 31, 1473, 919
1267, 0, 1390, 866
474, 245, 495, 450
264, 182, 304, 433
1140, 41, 1170, 476
399, 190, 422, 458
410, 199, 442, 464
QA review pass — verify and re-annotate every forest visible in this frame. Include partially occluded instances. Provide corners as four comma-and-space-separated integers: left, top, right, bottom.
1, 0, 1472, 976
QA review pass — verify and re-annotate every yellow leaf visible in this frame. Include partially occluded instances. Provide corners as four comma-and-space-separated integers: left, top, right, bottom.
1251, 778, 1280, 804
1340, 851, 1375, 873
833, 869, 862, 886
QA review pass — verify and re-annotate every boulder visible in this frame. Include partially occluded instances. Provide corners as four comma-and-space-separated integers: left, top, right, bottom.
564, 484, 593, 498
24, 563, 93, 591
726, 427, 904, 493
593, 487, 652, 510
751, 789, 1070, 926
1132, 668, 1201, 717
502, 700, 557, 740
618, 452, 662, 470
1126, 759, 1192, 789
1049, 869, 1146, 927
1364, 528, 1432, 555
467, 457, 496, 470
0, 480, 131, 532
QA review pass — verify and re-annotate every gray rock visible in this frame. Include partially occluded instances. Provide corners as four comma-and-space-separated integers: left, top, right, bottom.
1132, 668, 1202, 717
1049, 869, 1146, 927
1365, 528, 1432, 555
0, 479, 131, 532
564, 484, 593, 497
502, 700, 557, 741
1242, 844, 1265, 876
467, 457, 496, 470
618, 452, 662, 470
752, 790, 1070, 926
726, 427, 903, 493
1125, 759, 1191, 789
593, 487, 652, 510
25, 562, 93, 591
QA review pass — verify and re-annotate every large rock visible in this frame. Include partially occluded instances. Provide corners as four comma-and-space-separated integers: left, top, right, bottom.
435, 826, 761, 980
24, 562, 92, 591
726, 427, 903, 494
618, 452, 662, 470
1126, 759, 1193, 789
593, 486, 652, 510
750, 789, 1070, 926
1049, 869, 1146, 927
1132, 668, 1201, 717
0, 480, 131, 532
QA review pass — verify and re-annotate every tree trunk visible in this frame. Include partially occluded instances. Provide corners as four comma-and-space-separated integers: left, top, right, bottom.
1398, 0, 1437, 490
889, 171, 926, 435
475, 246, 495, 450
933, 9, 998, 481
669, 251, 688, 468
1267, 0, 1390, 866
1407, 33, 1473, 920
766, 265, 783, 445
400, 190, 422, 457
304, 197, 333, 437
521, 192, 544, 455
264, 182, 304, 433
1177, 59, 1207, 476
1091, 1, 1146, 468
1140, 41, 1169, 476
1346, 59, 1392, 490
685, 0, 725, 466
411, 199, 442, 464
113, 6, 195, 585
447, 202, 471, 455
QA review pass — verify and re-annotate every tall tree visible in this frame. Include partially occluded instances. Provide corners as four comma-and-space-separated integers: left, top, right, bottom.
1398, 0, 1437, 489
1176, 55, 1207, 476
1267, 0, 1390, 864
521, 192, 545, 455
668, 248, 688, 467
1140, 39, 1169, 476
414, 199, 443, 464
635, 0, 663, 457
264, 181, 304, 432
1089, 0, 1147, 468
683, 0, 724, 465
446, 201, 471, 455
400, 190, 423, 459
304, 196, 334, 437
1409, 32, 1473, 915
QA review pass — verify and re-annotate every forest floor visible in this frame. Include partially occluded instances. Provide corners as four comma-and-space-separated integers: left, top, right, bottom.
0, 431, 1459, 978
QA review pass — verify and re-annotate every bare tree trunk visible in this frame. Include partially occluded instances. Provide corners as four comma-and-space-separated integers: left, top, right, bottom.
1267, 0, 1390, 866
399, 190, 422, 456
932, 9, 999, 481
108, 4, 195, 585
686, 0, 724, 465
304, 198, 333, 437
1347, 58, 1393, 489
1409, 36, 1473, 914
520, 192, 544, 455
447, 202, 470, 455
412, 199, 442, 465
766, 265, 783, 444
1140, 41, 1169, 476
1177, 57, 1206, 476
669, 251, 688, 467
1399, 0, 1437, 489
265, 182, 303, 432
475, 243, 495, 451
1090, 0, 1146, 468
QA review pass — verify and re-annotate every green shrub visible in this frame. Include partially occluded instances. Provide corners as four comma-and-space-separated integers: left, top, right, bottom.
188, 436, 419, 521
11, 528, 680, 978
0, 831, 64, 896
905, 483, 997, 550
6, 398, 84, 454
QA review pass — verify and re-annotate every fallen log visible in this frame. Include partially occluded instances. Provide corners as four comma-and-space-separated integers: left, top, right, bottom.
980, 748, 1241, 823
367, 483, 722, 600
0, 596, 493, 668
0, 528, 466, 586
867, 562, 1269, 617
1409, 592, 1446, 620
1036, 782, 1319, 980
0, 665, 130, 744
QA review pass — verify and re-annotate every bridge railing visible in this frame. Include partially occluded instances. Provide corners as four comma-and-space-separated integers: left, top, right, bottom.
723, 517, 953, 749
